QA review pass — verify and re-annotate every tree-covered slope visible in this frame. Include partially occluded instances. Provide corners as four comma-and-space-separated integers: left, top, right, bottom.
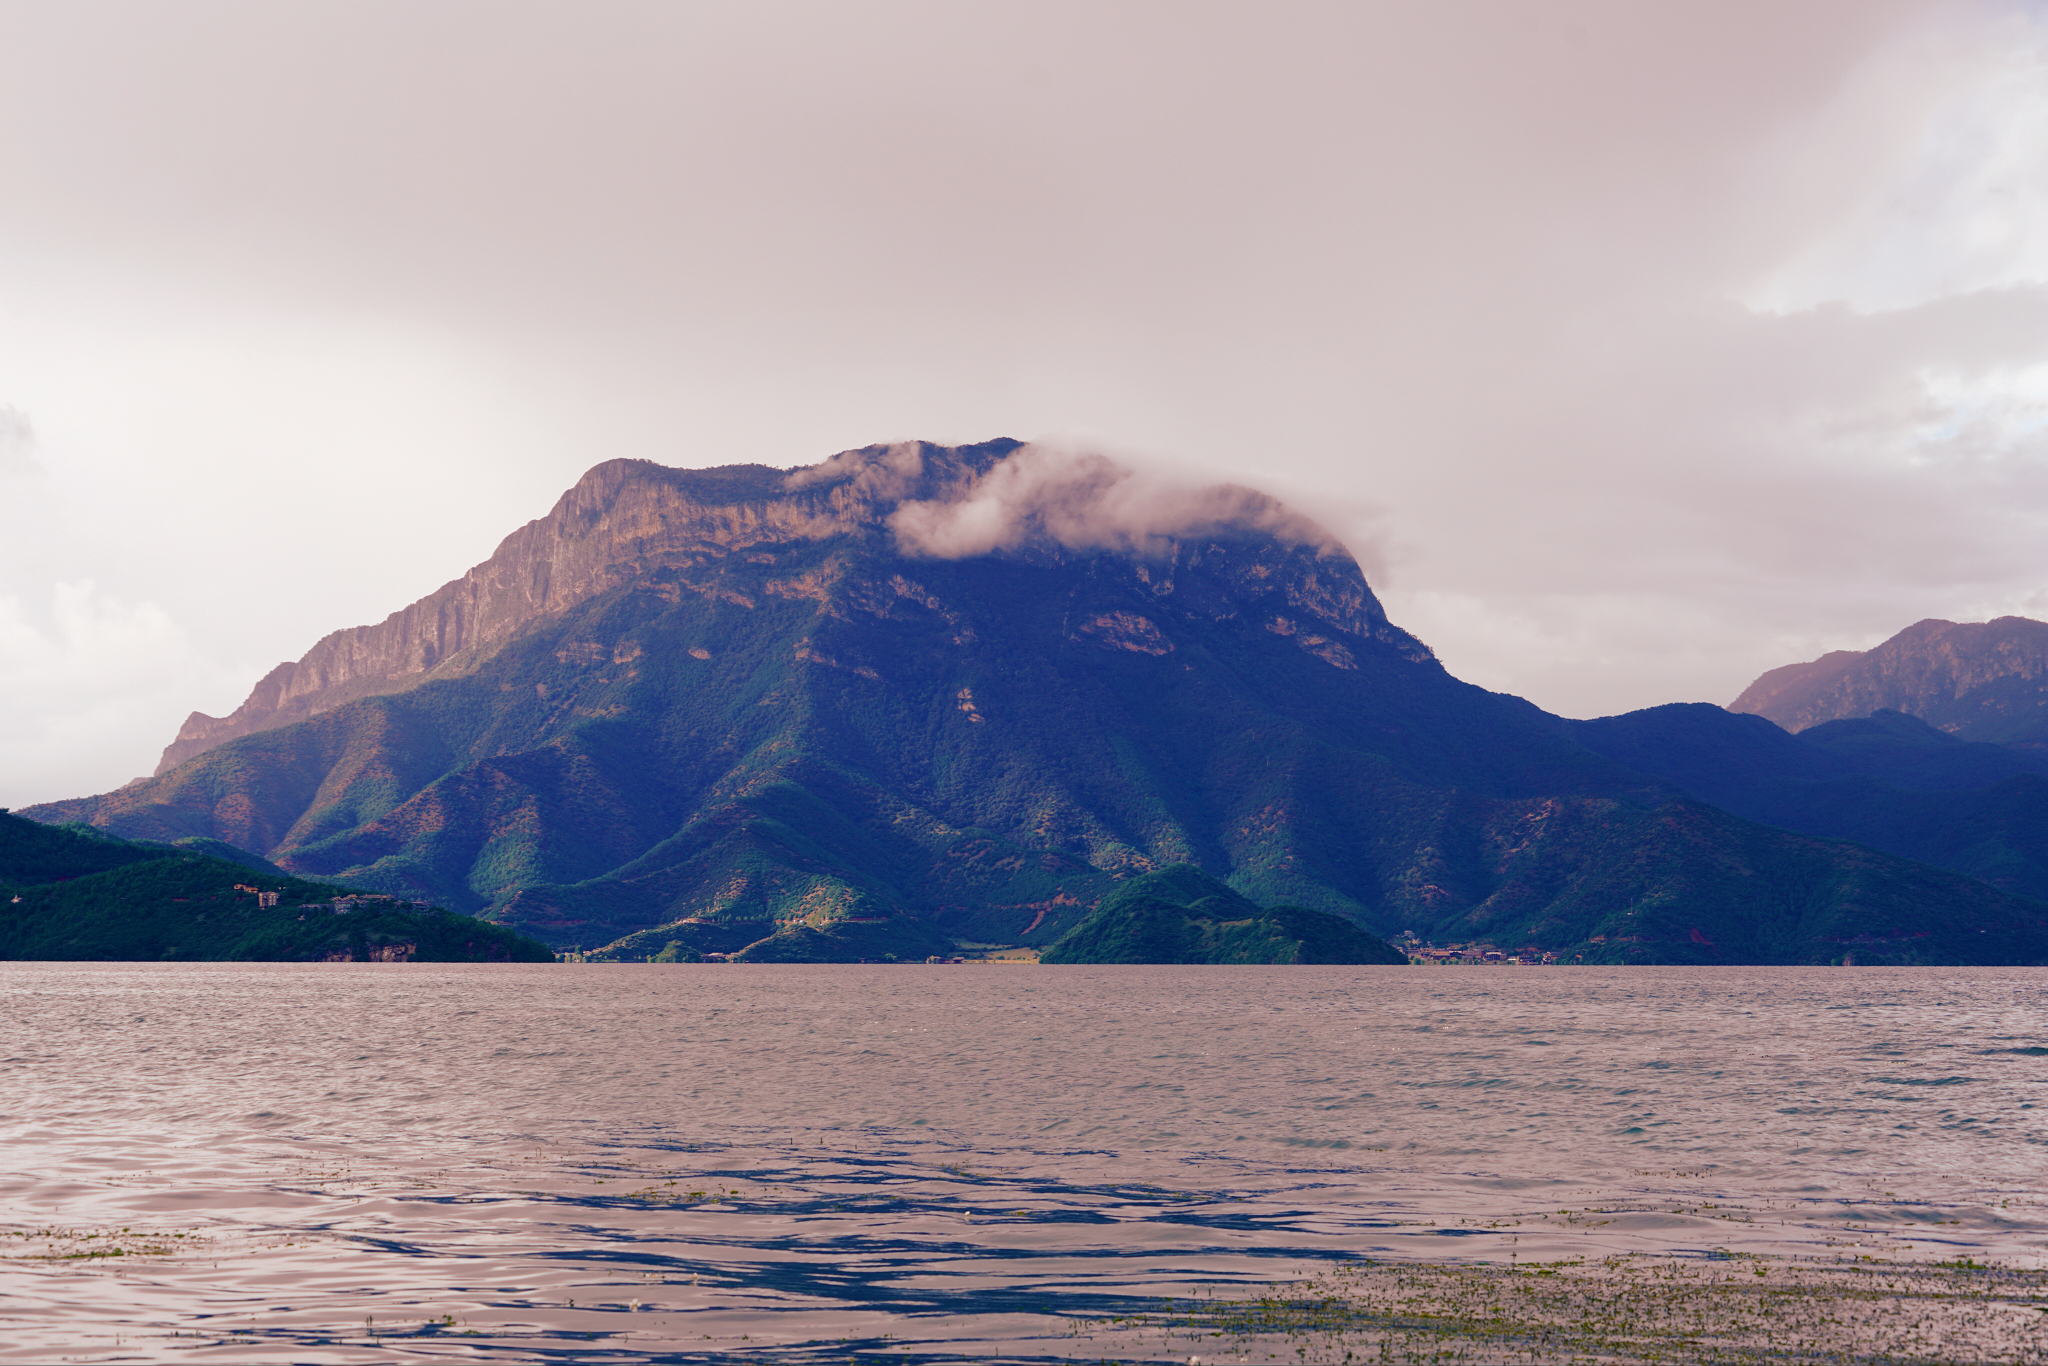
26, 443, 2048, 965
1566, 704, 2048, 904
1041, 865, 1408, 964
0, 812, 552, 962
1, 811, 179, 883
0, 807, 284, 883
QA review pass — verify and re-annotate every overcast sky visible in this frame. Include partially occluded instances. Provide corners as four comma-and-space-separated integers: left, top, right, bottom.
5, 0, 2048, 806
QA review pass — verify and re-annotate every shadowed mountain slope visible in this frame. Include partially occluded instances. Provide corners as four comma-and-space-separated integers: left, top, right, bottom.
28, 442, 2048, 965
1567, 704, 2048, 903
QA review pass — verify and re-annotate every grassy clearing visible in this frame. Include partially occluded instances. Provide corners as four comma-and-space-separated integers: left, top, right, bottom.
1121, 1253, 2048, 1364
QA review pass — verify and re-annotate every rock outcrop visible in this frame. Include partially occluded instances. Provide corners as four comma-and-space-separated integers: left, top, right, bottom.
1729, 616, 2048, 744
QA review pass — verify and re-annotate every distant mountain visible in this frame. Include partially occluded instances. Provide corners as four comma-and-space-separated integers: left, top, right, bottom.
1040, 865, 1407, 964
1568, 705, 2048, 902
1730, 617, 2048, 744
0, 812, 552, 962
26, 441, 2048, 965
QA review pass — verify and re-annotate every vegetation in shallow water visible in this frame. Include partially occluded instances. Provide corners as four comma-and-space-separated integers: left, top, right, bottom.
1122, 1254, 2048, 1364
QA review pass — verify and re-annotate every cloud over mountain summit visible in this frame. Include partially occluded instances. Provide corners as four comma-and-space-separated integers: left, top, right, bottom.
883, 442, 1340, 562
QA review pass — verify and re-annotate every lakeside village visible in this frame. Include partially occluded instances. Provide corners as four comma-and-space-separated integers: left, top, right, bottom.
260, 896, 1570, 966
561, 934, 1571, 965
1404, 937, 1567, 965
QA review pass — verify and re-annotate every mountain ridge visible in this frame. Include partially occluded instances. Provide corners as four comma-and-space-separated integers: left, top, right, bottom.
158, 443, 1060, 773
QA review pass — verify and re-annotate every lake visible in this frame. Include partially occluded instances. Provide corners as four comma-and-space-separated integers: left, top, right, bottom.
2, 963, 2044, 1362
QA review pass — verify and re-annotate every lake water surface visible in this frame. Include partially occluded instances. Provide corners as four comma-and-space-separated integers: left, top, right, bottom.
2, 963, 2044, 1362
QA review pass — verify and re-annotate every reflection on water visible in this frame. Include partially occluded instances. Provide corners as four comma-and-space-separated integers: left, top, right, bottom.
1, 963, 2044, 1361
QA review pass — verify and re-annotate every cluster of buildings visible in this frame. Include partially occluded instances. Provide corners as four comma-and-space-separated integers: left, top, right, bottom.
288, 894, 435, 915
1402, 938, 1561, 965
240, 882, 433, 916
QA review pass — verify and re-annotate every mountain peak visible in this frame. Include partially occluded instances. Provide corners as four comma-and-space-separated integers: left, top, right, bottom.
1729, 615, 2048, 742
153, 440, 1402, 774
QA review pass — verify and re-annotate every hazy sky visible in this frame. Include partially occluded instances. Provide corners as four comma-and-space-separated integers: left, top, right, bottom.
5, 0, 2048, 806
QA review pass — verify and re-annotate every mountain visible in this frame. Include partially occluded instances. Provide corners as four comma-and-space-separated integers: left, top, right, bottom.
147, 459, 901, 775
0, 812, 553, 962
1566, 705, 2048, 903
1039, 865, 1407, 964
1730, 616, 2048, 744
25, 440, 2048, 965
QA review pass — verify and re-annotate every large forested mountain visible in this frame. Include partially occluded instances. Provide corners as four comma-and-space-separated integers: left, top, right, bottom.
26, 441, 2048, 965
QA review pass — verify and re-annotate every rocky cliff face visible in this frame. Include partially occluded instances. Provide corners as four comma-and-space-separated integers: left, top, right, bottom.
155, 440, 1421, 774
151, 451, 921, 772
1729, 616, 2048, 743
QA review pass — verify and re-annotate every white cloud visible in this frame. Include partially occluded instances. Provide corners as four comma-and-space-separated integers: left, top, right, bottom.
1751, 4, 2048, 313
0, 405, 38, 477
1912, 359, 2048, 462
0, 582, 240, 807
888, 442, 1339, 561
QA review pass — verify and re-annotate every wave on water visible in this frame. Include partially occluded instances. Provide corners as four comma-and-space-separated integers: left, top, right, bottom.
2, 963, 2045, 1362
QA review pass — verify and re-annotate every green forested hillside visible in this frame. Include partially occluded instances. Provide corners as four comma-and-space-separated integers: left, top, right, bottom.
0, 812, 552, 962
0, 809, 283, 884
1041, 866, 1408, 964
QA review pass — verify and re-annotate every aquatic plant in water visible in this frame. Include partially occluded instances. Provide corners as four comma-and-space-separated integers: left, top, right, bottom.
1139, 1254, 2048, 1364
